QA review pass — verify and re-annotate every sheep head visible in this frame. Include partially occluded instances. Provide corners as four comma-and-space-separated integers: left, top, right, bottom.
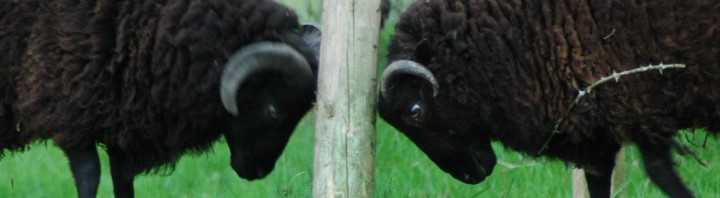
378, 59, 496, 184
219, 24, 320, 180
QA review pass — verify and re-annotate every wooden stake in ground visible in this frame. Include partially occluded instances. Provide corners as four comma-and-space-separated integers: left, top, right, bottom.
312, 0, 383, 197
572, 168, 589, 198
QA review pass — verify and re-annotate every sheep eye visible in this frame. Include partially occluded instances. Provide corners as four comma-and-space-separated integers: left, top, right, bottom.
268, 104, 278, 120
409, 103, 423, 122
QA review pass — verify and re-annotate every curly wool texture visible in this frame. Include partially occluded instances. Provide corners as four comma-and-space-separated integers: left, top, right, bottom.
1, 0, 310, 172
389, 0, 720, 165
0, 1, 37, 154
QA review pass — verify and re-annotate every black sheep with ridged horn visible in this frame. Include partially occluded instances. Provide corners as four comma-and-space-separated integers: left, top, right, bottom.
0, 0, 321, 197
379, 0, 720, 197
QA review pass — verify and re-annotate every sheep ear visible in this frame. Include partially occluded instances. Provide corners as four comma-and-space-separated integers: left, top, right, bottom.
301, 23, 321, 60
380, 0, 390, 27
413, 39, 432, 64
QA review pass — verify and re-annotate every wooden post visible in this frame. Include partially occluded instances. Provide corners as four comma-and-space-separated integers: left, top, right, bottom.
572, 147, 626, 198
312, 0, 383, 197
612, 147, 627, 198
572, 168, 589, 198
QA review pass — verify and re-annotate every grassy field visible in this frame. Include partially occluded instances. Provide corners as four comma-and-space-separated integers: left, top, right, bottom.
2, 0, 719, 197
1, 114, 718, 197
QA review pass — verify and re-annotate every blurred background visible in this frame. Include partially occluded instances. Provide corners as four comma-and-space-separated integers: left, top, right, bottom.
1, 0, 717, 197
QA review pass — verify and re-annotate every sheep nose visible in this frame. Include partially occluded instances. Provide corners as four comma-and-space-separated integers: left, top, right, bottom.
255, 168, 267, 179
231, 154, 273, 181
232, 162, 269, 180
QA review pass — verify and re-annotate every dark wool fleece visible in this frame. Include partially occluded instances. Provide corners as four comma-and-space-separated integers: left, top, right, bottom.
389, 0, 720, 166
0, 0, 312, 172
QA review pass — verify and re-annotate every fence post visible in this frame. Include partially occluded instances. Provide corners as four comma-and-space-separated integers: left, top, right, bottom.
612, 147, 627, 198
312, 0, 383, 197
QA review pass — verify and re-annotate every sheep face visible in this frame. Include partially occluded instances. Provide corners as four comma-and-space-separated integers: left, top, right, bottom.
224, 72, 314, 180
379, 66, 496, 184
218, 27, 320, 180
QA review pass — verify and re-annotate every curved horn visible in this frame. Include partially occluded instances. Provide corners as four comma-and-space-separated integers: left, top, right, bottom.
380, 60, 440, 98
220, 42, 312, 116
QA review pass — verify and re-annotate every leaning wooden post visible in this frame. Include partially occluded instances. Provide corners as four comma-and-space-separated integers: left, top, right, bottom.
312, 0, 383, 197
611, 147, 627, 198
572, 168, 589, 198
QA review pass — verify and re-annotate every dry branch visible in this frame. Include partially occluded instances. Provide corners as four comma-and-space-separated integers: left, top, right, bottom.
538, 63, 686, 155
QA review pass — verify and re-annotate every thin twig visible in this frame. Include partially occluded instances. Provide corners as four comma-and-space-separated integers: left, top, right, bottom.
537, 63, 686, 155
684, 131, 701, 147
673, 140, 708, 167
502, 176, 516, 198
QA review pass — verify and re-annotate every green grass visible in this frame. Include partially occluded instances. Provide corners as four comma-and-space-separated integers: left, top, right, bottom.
0, 114, 316, 198
1, 114, 718, 197
2, 0, 719, 197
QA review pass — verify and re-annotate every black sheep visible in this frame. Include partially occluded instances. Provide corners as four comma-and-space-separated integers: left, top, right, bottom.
0, 0, 320, 197
379, 0, 719, 197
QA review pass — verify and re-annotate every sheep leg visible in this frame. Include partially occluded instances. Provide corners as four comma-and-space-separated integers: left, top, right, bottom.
63, 145, 100, 198
584, 164, 614, 198
584, 148, 618, 198
637, 140, 693, 198
108, 148, 136, 198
